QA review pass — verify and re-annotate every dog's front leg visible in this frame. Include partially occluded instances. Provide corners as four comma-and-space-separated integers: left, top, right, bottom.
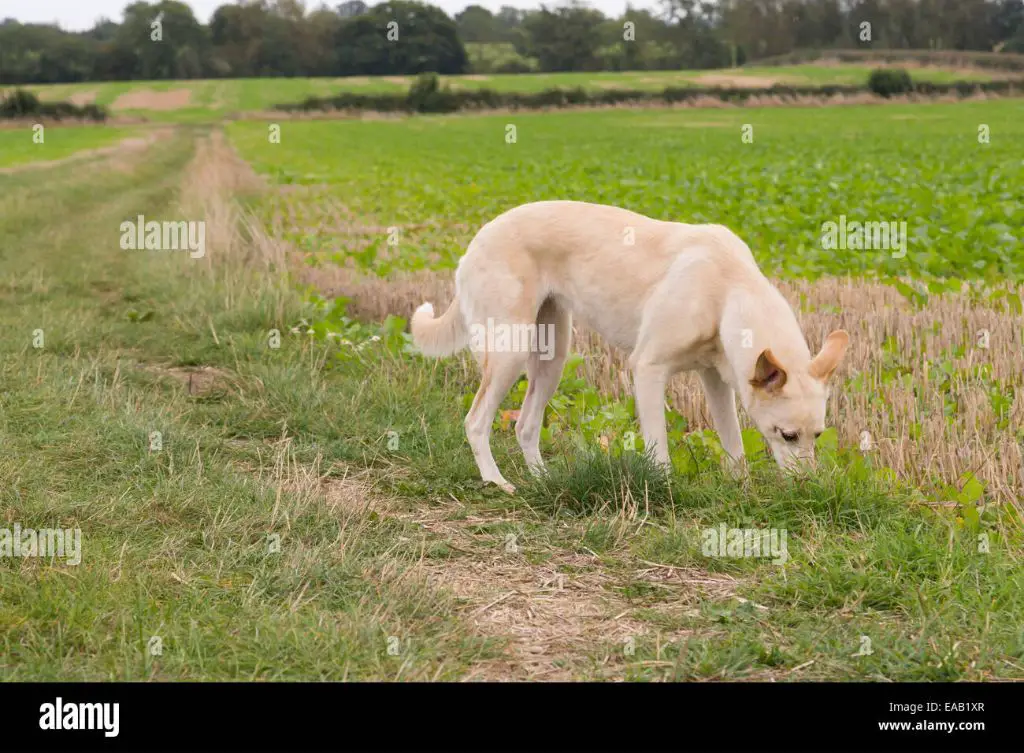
630, 359, 671, 468
698, 367, 745, 475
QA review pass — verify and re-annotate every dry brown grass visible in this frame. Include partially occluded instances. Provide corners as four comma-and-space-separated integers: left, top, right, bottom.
179, 130, 286, 269
112, 88, 193, 111
174, 129, 293, 332
229, 440, 713, 680
696, 72, 793, 87
67, 90, 98, 106
421, 552, 691, 680
318, 470, 726, 680
138, 364, 232, 395
303, 265, 1024, 507
237, 440, 684, 681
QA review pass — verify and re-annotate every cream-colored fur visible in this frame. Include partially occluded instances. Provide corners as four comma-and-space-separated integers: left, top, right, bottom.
411, 200, 849, 492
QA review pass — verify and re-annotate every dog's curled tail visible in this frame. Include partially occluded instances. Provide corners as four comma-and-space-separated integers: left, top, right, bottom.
411, 299, 468, 357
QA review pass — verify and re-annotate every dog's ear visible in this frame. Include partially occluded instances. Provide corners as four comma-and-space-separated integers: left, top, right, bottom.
808, 330, 850, 381
750, 349, 787, 392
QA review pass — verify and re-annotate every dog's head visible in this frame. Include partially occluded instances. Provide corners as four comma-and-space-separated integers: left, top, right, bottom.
745, 330, 849, 471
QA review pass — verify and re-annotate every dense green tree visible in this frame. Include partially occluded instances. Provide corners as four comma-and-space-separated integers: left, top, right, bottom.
455, 5, 498, 42
1, 0, 1023, 84
335, 1, 468, 75
107, 1, 209, 80
520, 2, 606, 71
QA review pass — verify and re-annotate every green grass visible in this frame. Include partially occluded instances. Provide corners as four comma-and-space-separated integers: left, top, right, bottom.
0, 125, 137, 168
227, 99, 1023, 281
17, 62, 1006, 122
0, 131, 497, 679
220, 322, 1024, 680
519, 452, 1024, 680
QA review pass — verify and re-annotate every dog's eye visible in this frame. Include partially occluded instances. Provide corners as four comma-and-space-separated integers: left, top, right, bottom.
779, 429, 799, 443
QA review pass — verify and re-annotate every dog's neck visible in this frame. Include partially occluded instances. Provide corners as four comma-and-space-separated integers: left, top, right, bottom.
718, 343, 757, 410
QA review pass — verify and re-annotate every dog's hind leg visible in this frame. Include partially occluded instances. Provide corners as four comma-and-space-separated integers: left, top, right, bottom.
516, 299, 571, 474
465, 349, 529, 494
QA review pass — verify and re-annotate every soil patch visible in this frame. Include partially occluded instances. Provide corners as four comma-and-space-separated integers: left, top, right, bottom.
112, 89, 193, 111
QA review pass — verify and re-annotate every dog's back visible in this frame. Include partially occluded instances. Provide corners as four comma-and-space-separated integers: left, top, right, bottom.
452, 201, 759, 347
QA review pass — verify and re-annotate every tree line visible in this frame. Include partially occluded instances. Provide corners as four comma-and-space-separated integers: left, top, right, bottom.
1, 0, 1022, 84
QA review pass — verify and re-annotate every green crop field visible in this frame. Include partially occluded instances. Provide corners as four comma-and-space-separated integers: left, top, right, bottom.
228, 101, 1023, 281
15, 62, 1004, 123
0, 125, 138, 169
1, 89, 1022, 682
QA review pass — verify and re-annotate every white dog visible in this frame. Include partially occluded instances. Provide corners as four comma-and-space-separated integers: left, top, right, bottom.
412, 201, 849, 493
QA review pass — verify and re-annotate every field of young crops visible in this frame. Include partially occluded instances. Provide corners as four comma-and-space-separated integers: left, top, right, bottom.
228, 100, 1022, 280
0, 125, 137, 169
16, 62, 1003, 121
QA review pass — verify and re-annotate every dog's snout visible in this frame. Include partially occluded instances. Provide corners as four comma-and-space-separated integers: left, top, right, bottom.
774, 448, 815, 472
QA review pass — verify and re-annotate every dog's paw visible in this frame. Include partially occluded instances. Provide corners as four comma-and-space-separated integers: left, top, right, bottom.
525, 461, 546, 478
724, 456, 749, 481
483, 479, 516, 494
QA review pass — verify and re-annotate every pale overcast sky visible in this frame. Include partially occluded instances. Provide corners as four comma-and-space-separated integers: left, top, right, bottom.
3, 0, 656, 29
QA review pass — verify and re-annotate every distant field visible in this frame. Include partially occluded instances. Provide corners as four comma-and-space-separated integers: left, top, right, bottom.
16, 63, 1004, 121
227, 99, 1023, 281
0, 125, 136, 169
